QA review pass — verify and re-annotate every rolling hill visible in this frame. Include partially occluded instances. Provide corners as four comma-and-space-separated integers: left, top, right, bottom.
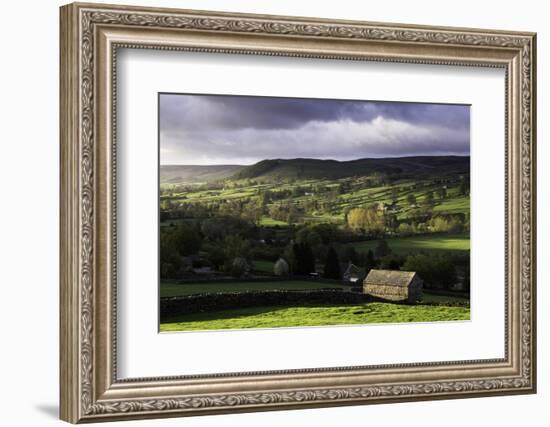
161, 156, 469, 184
160, 164, 244, 183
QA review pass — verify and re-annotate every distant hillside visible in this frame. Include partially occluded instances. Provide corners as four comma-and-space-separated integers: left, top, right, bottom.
161, 156, 469, 184
160, 164, 244, 184
231, 156, 470, 181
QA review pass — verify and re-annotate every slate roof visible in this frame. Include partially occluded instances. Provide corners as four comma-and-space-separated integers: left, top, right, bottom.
364, 269, 417, 287
344, 263, 364, 275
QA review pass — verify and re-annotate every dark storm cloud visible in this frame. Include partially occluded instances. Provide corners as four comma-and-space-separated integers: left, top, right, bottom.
160, 94, 364, 131
159, 93, 470, 165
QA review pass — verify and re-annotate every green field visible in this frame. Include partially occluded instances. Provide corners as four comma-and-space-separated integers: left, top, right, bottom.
160, 280, 346, 297
160, 302, 470, 331
252, 260, 276, 273
347, 233, 469, 254
421, 292, 469, 304
259, 217, 288, 226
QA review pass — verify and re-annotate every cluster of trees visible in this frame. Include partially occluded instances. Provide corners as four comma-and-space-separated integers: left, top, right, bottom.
289, 242, 315, 275
276, 223, 347, 279
160, 223, 202, 278
159, 218, 467, 292
268, 203, 304, 224
344, 203, 468, 237
278, 241, 342, 280
277, 237, 467, 291
346, 206, 385, 234
402, 254, 458, 291
160, 217, 259, 279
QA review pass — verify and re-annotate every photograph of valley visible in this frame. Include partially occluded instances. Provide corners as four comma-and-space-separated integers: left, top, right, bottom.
159, 93, 471, 332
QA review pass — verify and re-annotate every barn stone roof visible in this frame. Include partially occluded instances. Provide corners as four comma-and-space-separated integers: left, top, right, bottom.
364, 269, 417, 287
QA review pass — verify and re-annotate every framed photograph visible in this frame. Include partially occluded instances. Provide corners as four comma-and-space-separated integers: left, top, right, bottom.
60, 2, 537, 423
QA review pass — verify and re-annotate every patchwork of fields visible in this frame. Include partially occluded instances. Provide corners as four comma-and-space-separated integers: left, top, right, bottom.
161, 175, 470, 228
159, 156, 470, 331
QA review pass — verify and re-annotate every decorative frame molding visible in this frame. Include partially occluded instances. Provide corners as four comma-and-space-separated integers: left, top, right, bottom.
60, 2, 536, 423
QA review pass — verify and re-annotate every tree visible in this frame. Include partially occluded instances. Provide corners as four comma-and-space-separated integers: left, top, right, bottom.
160, 262, 176, 279
390, 187, 399, 204
309, 223, 342, 245
346, 206, 385, 234
430, 216, 464, 233
292, 242, 315, 275
295, 227, 322, 246
424, 191, 435, 208
323, 247, 341, 279
397, 222, 416, 236
374, 239, 391, 258
365, 249, 377, 270
379, 253, 404, 270
385, 213, 398, 232
403, 254, 457, 290
462, 263, 471, 293
260, 190, 271, 206
286, 205, 302, 225
201, 216, 253, 241
202, 244, 225, 269
459, 178, 469, 196
406, 193, 417, 206
231, 257, 249, 278
222, 235, 251, 272
159, 223, 203, 279
171, 223, 202, 256
273, 258, 290, 276
342, 246, 359, 265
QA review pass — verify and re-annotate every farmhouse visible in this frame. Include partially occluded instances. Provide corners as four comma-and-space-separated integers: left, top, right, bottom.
342, 263, 367, 283
363, 269, 423, 304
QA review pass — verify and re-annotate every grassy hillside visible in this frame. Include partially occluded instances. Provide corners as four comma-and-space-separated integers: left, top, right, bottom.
162, 156, 470, 184
161, 174, 470, 227
231, 156, 470, 181
160, 164, 244, 184
160, 303, 470, 331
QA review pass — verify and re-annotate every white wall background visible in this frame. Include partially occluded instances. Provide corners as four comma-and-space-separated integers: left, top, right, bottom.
0, 0, 545, 426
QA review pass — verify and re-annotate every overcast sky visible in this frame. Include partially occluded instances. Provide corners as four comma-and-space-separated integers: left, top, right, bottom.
159, 93, 470, 165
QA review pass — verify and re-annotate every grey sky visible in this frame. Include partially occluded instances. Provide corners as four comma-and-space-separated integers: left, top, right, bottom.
159, 93, 470, 165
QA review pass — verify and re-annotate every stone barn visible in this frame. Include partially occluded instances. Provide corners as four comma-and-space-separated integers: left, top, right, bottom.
363, 269, 423, 304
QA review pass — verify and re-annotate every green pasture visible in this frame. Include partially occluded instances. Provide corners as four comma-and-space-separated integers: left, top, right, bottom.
259, 217, 288, 226
433, 196, 470, 214
160, 302, 470, 331
347, 233, 470, 254
421, 292, 469, 304
252, 260, 275, 273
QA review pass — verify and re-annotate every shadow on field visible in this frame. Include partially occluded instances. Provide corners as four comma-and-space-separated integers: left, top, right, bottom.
161, 303, 369, 324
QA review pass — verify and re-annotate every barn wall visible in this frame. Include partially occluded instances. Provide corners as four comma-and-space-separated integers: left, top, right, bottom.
364, 284, 409, 302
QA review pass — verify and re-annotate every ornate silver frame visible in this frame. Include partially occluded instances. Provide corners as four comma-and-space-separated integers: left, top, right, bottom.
60, 2, 536, 423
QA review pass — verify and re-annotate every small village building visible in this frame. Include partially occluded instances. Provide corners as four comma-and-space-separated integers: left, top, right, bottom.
363, 269, 423, 304
342, 263, 367, 284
